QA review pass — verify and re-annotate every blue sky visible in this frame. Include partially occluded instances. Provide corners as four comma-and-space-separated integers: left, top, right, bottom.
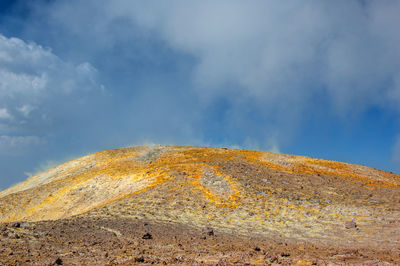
0, 0, 400, 189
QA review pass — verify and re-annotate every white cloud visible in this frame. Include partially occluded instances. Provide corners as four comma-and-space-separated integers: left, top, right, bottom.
0, 34, 103, 152
146, 1, 399, 112
0, 108, 12, 120
17, 105, 35, 117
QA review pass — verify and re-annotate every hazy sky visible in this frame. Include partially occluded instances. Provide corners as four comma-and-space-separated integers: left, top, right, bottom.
1, 0, 400, 189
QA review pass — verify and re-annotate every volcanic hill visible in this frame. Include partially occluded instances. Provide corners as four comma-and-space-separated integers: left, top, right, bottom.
0, 145, 399, 265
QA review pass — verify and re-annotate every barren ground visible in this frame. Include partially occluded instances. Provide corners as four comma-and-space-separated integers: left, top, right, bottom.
0, 146, 399, 265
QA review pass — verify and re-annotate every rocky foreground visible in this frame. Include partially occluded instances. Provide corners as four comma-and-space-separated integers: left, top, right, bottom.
0, 146, 399, 265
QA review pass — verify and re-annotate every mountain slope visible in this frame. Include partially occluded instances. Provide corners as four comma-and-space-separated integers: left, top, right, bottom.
0, 145, 399, 264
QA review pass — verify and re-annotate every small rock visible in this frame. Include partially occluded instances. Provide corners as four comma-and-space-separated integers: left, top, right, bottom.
254, 247, 261, 252
11, 222, 20, 228
345, 220, 357, 229
134, 257, 145, 262
142, 232, 152, 239
270, 256, 278, 263
54, 257, 63, 265
202, 227, 214, 236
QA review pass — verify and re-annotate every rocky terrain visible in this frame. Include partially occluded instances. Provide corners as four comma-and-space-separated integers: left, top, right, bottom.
0, 145, 399, 265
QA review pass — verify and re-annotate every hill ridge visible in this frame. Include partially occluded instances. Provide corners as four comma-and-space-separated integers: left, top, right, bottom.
1, 145, 399, 264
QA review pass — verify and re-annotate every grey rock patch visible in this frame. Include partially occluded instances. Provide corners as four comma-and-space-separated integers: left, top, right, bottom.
200, 168, 233, 195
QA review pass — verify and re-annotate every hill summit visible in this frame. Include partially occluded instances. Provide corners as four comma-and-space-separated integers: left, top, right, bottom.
0, 146, 399, 264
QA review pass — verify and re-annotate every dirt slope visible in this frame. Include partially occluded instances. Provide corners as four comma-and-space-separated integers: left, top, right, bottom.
0, 145, 399, 264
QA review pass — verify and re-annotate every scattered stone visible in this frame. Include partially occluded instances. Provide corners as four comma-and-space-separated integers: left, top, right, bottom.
134, 256, 145, 262
270, 256, 278, 263
142, 233, 152, 239
281, 252, 290, 257
202, 227, 214, 236
54, 257, 63, 265
254, 247, 261, 252
11, 222, 20, 228
345, 221, 357, 229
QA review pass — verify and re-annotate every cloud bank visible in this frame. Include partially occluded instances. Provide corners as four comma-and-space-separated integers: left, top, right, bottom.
40, 0, 400, 142
0, 34, 103, 153
130, 1, 400, 111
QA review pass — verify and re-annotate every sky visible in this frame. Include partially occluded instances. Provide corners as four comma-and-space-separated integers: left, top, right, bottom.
0, 0, 400, 189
